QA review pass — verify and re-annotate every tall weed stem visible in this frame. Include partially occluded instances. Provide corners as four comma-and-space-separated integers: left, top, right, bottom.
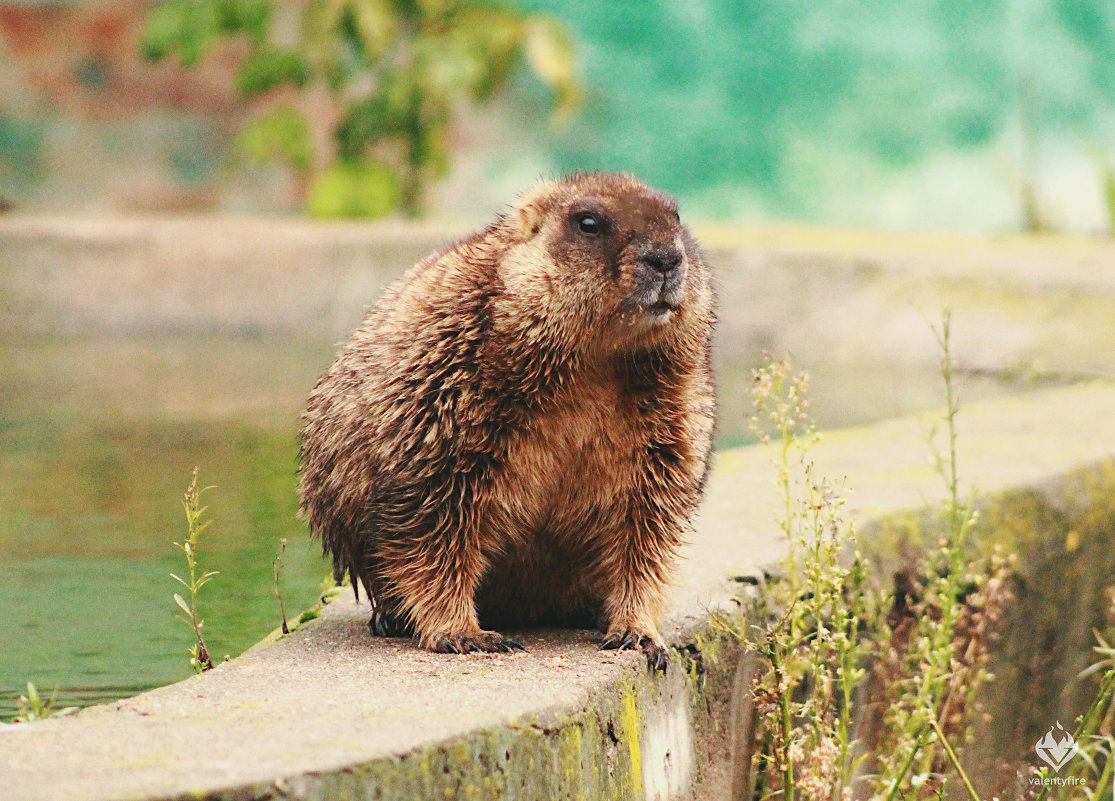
172, 467, 217, 673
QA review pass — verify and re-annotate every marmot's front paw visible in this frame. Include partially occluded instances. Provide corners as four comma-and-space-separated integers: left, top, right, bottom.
600, 629, 670, 672
428, 631, 525, 654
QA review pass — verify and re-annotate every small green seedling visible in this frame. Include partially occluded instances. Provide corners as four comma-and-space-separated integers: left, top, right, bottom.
9, 682, 77, 723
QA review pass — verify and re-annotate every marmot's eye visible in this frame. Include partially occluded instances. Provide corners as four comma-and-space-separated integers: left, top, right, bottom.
574, 214, 601, 236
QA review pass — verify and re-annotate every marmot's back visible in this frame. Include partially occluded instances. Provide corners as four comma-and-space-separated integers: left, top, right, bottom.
299, 172, 715, 669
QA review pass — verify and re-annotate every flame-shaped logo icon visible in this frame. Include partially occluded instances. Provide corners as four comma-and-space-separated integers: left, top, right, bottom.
1035, 722, 1078, 772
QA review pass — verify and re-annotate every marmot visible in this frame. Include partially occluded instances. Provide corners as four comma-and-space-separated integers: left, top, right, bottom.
299, 172, 715, 669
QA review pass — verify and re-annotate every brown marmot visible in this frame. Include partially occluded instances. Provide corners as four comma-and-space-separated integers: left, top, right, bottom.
298, 172, 715, 669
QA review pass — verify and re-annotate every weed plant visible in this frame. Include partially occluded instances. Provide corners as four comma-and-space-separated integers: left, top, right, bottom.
1031, 630, 1115, 801
5, 682, 77, 724
172, 467, 217, 673
273, 537, 289, 635
725, 312, 1014, 800
733, 358, 875, 801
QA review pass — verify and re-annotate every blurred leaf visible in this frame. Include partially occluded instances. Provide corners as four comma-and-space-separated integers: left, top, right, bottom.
414, 0, 456, 20
140, 0, 222, 67
0, 117, 47, 183
216, 0, 271, 43
419, 122, 450, 179
236, 47, 309, 96
349, 0, 398, 60
143, 0, 579, 217
421, 5, 527, 101
336, 95, 397, 159
302, 0, 346, 54
306, 159, 400, 218
301, 0, 358, 89
140, 4, 177, 61
235, 105, 314, 174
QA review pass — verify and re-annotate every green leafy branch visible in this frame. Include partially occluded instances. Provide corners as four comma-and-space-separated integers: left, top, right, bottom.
142, 0, 579, 218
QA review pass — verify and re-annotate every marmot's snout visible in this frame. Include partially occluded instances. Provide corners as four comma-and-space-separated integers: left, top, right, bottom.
639, 245, 683, 276
634, 242, 688, 313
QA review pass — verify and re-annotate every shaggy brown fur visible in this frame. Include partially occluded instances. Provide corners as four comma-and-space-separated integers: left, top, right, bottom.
298, 172, 715, 669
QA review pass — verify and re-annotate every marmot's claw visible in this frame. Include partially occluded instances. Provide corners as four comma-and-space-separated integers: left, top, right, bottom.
601, 629, 670, 672
600, 629, 641, 651
368, 610, 412, 638
642, 639, 670, 673
429, 631, 524, 655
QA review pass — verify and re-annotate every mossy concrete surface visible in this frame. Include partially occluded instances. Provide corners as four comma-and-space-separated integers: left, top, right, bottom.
3, 381, 1114, 800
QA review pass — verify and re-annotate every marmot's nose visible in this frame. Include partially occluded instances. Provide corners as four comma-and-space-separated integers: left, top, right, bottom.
641, 247, 683, 275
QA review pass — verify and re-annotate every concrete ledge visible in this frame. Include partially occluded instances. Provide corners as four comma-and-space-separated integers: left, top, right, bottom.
5, 216, 1115, 371
0, 215, 457, 337
4, 381, 1115, 800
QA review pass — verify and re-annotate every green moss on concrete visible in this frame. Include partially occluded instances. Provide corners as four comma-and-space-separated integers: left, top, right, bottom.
621, 685, 643, 799
242, 585, 347, 654
258, 677, 656, 801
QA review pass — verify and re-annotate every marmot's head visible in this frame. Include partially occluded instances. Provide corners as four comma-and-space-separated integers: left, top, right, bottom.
496, 173, 710, 351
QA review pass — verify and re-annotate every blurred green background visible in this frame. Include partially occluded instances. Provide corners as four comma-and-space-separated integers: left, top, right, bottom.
1, 0, 1114, 232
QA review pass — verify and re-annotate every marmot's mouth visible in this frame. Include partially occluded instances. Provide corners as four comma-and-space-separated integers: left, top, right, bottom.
650, 280, 684, 312
622, 278, 683, 322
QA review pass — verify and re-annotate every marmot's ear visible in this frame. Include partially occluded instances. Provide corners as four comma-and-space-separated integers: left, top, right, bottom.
511, 201, 544, 242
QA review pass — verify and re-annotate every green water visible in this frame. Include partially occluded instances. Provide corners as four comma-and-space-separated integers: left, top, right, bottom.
0, 333, 334, 719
